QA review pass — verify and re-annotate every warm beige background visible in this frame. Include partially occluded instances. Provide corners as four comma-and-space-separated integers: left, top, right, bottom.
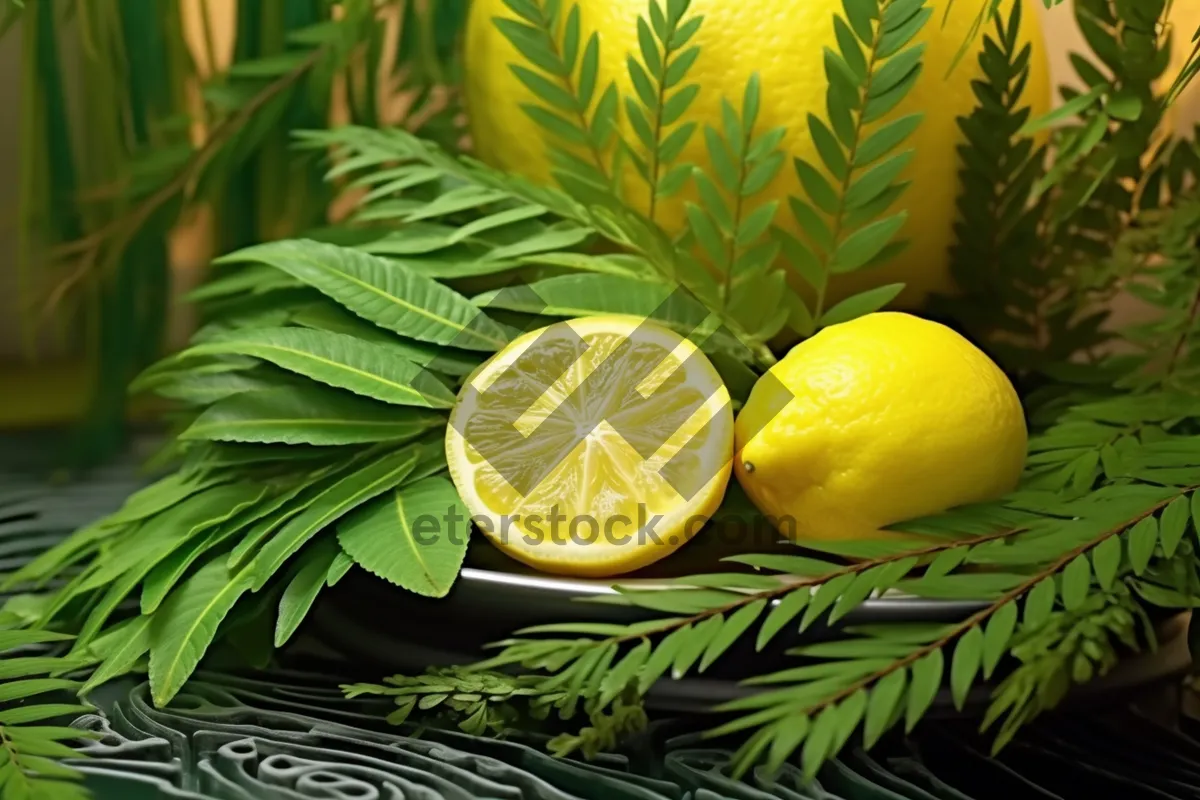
1, 1, 1199, 360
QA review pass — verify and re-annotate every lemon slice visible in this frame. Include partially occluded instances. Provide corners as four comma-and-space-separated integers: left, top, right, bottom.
446, 315, 734, 577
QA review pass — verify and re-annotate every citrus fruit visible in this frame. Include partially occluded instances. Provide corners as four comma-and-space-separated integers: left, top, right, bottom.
464, 0, 1051, 310
734, 312, 1027, 543
445, 315, 734, 576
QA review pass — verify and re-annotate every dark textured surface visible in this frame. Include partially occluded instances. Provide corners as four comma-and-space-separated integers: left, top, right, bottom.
3, 437, 1200, 799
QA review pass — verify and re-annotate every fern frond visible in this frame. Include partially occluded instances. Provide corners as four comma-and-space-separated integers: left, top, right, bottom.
0, 625, 95, 800
622, 0, 702, 222
778, 0, 930, 334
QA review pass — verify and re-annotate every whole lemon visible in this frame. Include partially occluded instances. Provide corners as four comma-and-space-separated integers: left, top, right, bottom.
464, 0, 1051, 310
734, 313, 1027, 542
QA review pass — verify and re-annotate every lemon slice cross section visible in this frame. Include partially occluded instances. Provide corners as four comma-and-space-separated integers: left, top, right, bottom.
446, 315, 734, 577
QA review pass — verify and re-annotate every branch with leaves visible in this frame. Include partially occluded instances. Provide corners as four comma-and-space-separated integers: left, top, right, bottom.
0, 624, 96, 800
776, 0, 929, 335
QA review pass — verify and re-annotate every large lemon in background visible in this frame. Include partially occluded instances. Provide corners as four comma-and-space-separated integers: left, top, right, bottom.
464, 0, 1051, 311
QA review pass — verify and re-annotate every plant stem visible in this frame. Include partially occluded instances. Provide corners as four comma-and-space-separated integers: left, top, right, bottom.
643, 7, 686, 224
720, 124, 752, 308
537, 9, 608, 180
787, 486, 1193, 721
812, 0, 887, 322
477, 524, 1033, 674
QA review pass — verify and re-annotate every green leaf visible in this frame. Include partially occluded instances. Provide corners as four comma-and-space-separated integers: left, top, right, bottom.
1061, 554, 1092, 611
756, 589, 811, 651
227, 52, 310, 78
0, 679, 81, 705
925, 547, 968, 579
599, 640, 652, 707
98, 471, 228, 530
184, 328, 456, 408
724, 553, 840, 577
950, 626, 983, 710
1127, 516, 1159, 576
216, 239, 508, 351
181, 386, 445, 446
1192, 491, 1200, 544
981, 601, 1016, 679
842, 0, 876, 41
1105, 87, 1142, 121
0, 629, 74, 651
252, 448, 423, 591
0, 657, 89, 681
801, 705, 840, 781
820, 283, 904, 326
513, 65, 578, 111
81, 617, 151, 695
829, 569, 884, 623
1024, 578, 1057, 628
854, 113, 922, 166
149, 559, 254, 707
140, 527, 230, 615
795, 159, 839, 215
700, 599, 767, 671
800, 572, 856, 631
638, 625, 691, 693
766, 714, 811, 774
790, 197, 834, 251
879, 6, 931, 59
1091, 535, 1122, 591
831, 213, 908, 273
905, 649, 943, 732
864, 668, 907, 747
275, 539, 341, 647
808, 115, 848, 179
597, 588, 732, 615
845, 151, 912, 209
833, 16, 867, 79
337, 476, 471, 599
1160, 496, 1191, 558
66, 484, 267, 646
673, 615, 724, 678
1019, 84, 1104, 135
0, 705, 92, 726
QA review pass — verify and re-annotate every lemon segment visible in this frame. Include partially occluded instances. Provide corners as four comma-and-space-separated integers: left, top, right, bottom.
734, 312, 1027, 543
446, 315, 734, 577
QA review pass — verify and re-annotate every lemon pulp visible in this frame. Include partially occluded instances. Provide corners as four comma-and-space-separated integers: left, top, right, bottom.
446, 315, 733, 577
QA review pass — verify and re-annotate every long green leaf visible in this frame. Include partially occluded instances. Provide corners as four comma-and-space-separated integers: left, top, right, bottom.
149, 559, 254, 707
215, 239, 509, 351
82, 617, 151, 695
184, 327, 457, 408
275, 539, 340, 647
291, 302, 483, 376
181, 386, 445, 446
336, 475, 471, 598
252, 447, 422, 590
